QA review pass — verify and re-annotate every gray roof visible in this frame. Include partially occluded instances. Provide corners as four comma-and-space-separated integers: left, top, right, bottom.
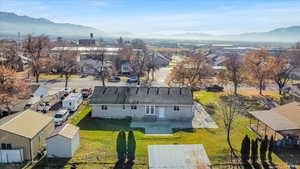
148, 144, 210, 169
90, 86, 194, 105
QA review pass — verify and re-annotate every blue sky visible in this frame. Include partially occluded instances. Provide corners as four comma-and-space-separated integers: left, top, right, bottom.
1, 0, 300, 34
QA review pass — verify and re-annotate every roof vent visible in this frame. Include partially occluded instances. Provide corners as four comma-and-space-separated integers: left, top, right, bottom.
147, 88, 150, 95
168, 88, 170, 95
157, 88, 159, 95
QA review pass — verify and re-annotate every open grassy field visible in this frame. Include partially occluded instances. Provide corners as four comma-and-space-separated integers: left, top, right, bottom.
42, 90, 289, 169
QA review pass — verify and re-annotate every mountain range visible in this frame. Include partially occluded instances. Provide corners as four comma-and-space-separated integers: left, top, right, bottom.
1, 11, 300, 42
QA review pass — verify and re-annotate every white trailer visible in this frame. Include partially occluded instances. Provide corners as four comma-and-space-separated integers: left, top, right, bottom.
62, 93, 83, 111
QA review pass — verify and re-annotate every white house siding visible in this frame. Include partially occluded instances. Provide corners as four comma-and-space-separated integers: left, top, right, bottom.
91, 104, 194, 121
71, 131, 80, 156
47, 136, 72, 158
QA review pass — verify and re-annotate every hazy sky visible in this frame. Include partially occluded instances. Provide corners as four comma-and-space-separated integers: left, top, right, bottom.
1, 0, 300, 34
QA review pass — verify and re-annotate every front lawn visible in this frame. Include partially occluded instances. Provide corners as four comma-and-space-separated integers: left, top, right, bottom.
62, 90, 286, 169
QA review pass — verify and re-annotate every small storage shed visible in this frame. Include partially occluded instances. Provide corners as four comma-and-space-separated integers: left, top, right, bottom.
47, 124, 80, 158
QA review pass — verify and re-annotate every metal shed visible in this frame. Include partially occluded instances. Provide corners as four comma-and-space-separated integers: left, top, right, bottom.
47, 124, 80, 158
148, 144, 211, 169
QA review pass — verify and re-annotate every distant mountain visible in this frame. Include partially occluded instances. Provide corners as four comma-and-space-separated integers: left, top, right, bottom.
0, 11, 104, 38
164, 26, 300, 42
0, 11, 300, 42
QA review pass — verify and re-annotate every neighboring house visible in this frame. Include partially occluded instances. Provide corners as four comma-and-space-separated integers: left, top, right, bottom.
249, 101, 300, 143
120, 60, 131, 75
148, 144, 211, 169
90, 86, 194, 121
0, 110, 54, 161
47, 124, 80, 158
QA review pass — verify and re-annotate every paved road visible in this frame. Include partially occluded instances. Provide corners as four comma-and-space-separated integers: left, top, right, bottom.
30, 67, 171, 90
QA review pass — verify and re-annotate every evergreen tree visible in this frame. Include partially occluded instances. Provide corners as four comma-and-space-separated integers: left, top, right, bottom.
251, 139, 258, 163
127, 130, 136, 161
268, 136, 274, 162
241, 135, 251, 162
116, 130, 127, 161
260, 136, 269, 162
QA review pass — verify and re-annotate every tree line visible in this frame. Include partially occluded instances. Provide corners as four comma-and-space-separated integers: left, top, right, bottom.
168, 45, 300, 96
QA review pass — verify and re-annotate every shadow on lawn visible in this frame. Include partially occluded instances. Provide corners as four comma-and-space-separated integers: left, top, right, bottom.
31, 158, 71, 169
77, 115, 144, 133
113, 160, 134, 169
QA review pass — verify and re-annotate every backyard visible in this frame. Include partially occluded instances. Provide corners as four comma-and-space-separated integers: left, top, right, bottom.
34, 90, 290, 169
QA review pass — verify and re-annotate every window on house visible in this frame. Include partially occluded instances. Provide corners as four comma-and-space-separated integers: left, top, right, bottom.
6, 144, 12, 149
150, 106, 155, 114
101, 105, 108, 110
1, 143, 11, 149
69, 102, 72, 106
131, 105, 137, 110
174, 105, 180, 111
145, 105, 155, 115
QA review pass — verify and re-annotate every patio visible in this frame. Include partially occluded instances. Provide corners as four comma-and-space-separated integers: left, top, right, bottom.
130, 102, 218, 135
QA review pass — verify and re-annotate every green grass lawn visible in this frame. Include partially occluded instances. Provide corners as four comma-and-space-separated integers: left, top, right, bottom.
61, 90, 287, 169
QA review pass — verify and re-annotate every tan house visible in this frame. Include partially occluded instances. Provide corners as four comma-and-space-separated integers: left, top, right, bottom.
0, 109, 54, 161
249, 101, 300, 141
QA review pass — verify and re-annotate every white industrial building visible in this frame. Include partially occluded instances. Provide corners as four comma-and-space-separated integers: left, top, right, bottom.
47, 124, 80, 158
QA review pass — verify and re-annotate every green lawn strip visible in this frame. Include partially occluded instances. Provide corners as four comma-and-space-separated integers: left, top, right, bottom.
70, 105, 92, 125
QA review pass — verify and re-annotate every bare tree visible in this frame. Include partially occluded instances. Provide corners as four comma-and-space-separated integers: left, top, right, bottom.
23, 35, 51, 83
219, 55, 246, 96
0, 66, 29, 114
129, 49, 147, 85
167, 52, 213, 88
243, 50, 274, 95
98, 49, 109, 87
61, 51, 78, 89
0, 42, 22, 71
273, 55, 294, 95
219, 97, 241, 161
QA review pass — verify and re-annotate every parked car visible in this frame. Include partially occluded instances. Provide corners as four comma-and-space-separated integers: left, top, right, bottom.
37, 102, 51, 113
24, 104, 32, 110
108, 76, 121, 83
54, 109, 69, 126
206, 85, 224, 92
80, 74, 88, 78
127, 76, 138, 83
81, 88, 92, 98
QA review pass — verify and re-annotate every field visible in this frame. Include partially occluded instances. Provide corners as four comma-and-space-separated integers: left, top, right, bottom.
31, 90, 288, 169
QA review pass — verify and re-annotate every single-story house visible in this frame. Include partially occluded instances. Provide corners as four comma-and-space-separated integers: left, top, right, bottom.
249, 101, 300, 142
90, 86, 194, 121
148, 144, 211, 169
0, 110, 54, 161
47, 124, 80, 158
